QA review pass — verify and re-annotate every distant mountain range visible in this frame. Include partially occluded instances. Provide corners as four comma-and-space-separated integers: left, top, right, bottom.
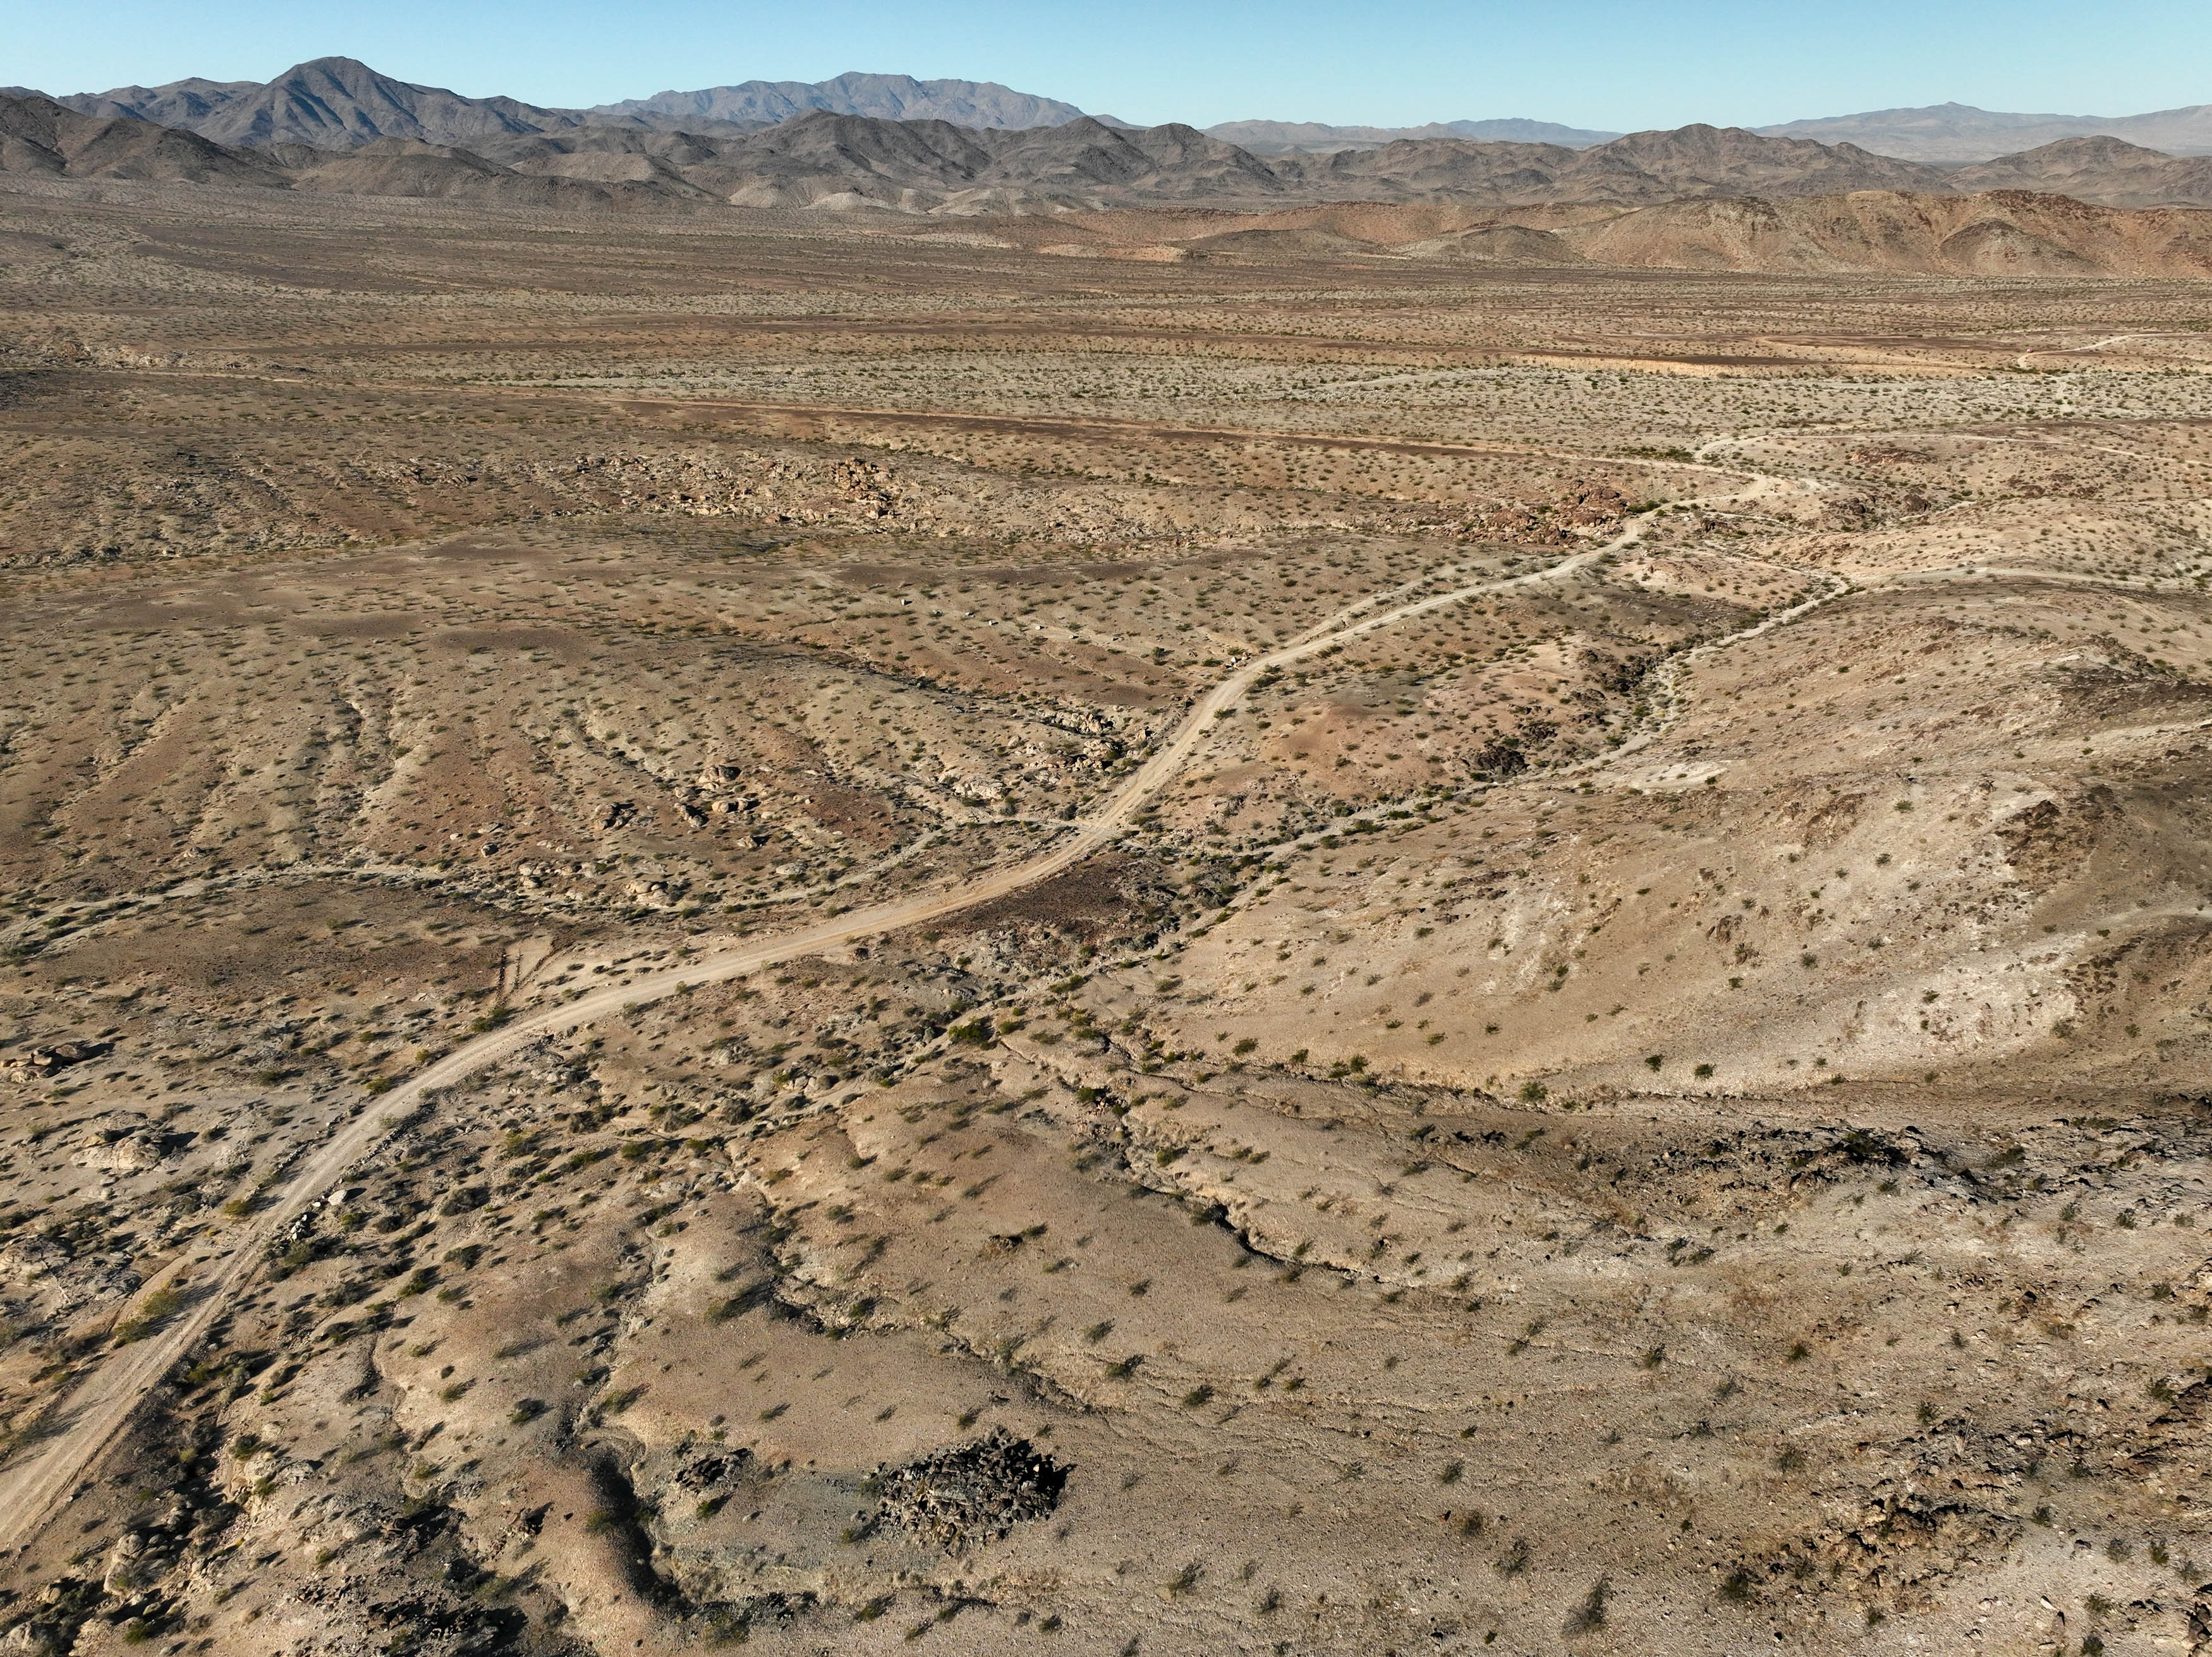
14, 59, 2212, 168
9, 84, 2212, 221
1236, 106, 2212, 165
10, 91, 2209, 279
590, 71, 1101, 132
1754, 102, 2212, 162
9, 88, 2212, 277
1203, 118, 1620, 154
6, 59, 1103, 152
39, 58, 593, 150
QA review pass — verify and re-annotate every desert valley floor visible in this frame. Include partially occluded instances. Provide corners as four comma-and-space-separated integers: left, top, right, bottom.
5, 178, 2212, 1656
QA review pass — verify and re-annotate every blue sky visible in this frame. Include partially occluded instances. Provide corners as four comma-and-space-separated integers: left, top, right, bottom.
11, 0, 2209, 130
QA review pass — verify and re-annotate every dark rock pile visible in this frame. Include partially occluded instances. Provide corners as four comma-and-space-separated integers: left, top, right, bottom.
15, 1040, 111, 1076
674, 1448, 751, 1491
872, 1429, 1069, 1551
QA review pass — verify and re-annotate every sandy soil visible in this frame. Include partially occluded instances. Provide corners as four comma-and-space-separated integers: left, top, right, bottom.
4, 179, 2212, 1657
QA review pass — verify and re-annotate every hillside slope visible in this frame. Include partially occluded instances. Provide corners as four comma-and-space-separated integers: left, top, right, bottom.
1948, 137, 2212, 209
1550, 189, 2212, 276
1023, 189, 2212, 278
0, 92, 283, 185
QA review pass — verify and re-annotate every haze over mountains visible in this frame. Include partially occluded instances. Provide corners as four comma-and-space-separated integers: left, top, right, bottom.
1234, 107, 2212, 162
1754, 100, 2212, 162
1205, 118, 1622, 154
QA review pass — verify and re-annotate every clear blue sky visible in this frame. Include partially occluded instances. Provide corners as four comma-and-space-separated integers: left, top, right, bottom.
10, 0, 2209, 130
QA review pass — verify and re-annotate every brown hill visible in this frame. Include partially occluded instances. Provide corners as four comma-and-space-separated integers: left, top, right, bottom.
0, 95, 706, 210
47, 59, 1095, 149
66, 57, 586, 151
1275, 124, 1948, 206
32, 75, 258, 133
1549, 189, 2212, 276
1002, 190, 2212, 279
0, 92, 283, 186
283, 138, 686, 209
509, 118, 1945, 214
656, 111, 1287, 209
586, 71, 1090, 132
1947, 136, 2212, 209
636, 119, 2212, 215
8, 89, 2212, 277
1400, 223, 1588, 264
1174, 224, 1382, 259
1576, 124, 1947, 197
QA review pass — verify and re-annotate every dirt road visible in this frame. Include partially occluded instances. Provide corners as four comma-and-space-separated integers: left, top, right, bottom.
0, 518, 1667, 1560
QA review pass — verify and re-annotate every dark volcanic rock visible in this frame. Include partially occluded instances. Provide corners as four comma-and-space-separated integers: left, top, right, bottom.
872, 1429, 1069, 1550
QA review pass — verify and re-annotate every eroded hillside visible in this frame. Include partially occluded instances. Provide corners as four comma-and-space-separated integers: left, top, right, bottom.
3, 181, 2212, 1657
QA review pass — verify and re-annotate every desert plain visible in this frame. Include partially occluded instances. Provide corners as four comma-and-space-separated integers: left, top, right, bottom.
3, 173, 2212, 1657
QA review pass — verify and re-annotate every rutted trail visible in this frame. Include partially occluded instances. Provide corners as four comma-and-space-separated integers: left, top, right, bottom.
0, 462, 1770, 1561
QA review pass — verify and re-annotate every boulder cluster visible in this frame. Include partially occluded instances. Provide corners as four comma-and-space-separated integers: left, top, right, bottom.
872, 1430, 1069, 1551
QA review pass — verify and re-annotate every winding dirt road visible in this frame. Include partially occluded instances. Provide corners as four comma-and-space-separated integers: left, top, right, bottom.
0, 503, 1701, 1559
